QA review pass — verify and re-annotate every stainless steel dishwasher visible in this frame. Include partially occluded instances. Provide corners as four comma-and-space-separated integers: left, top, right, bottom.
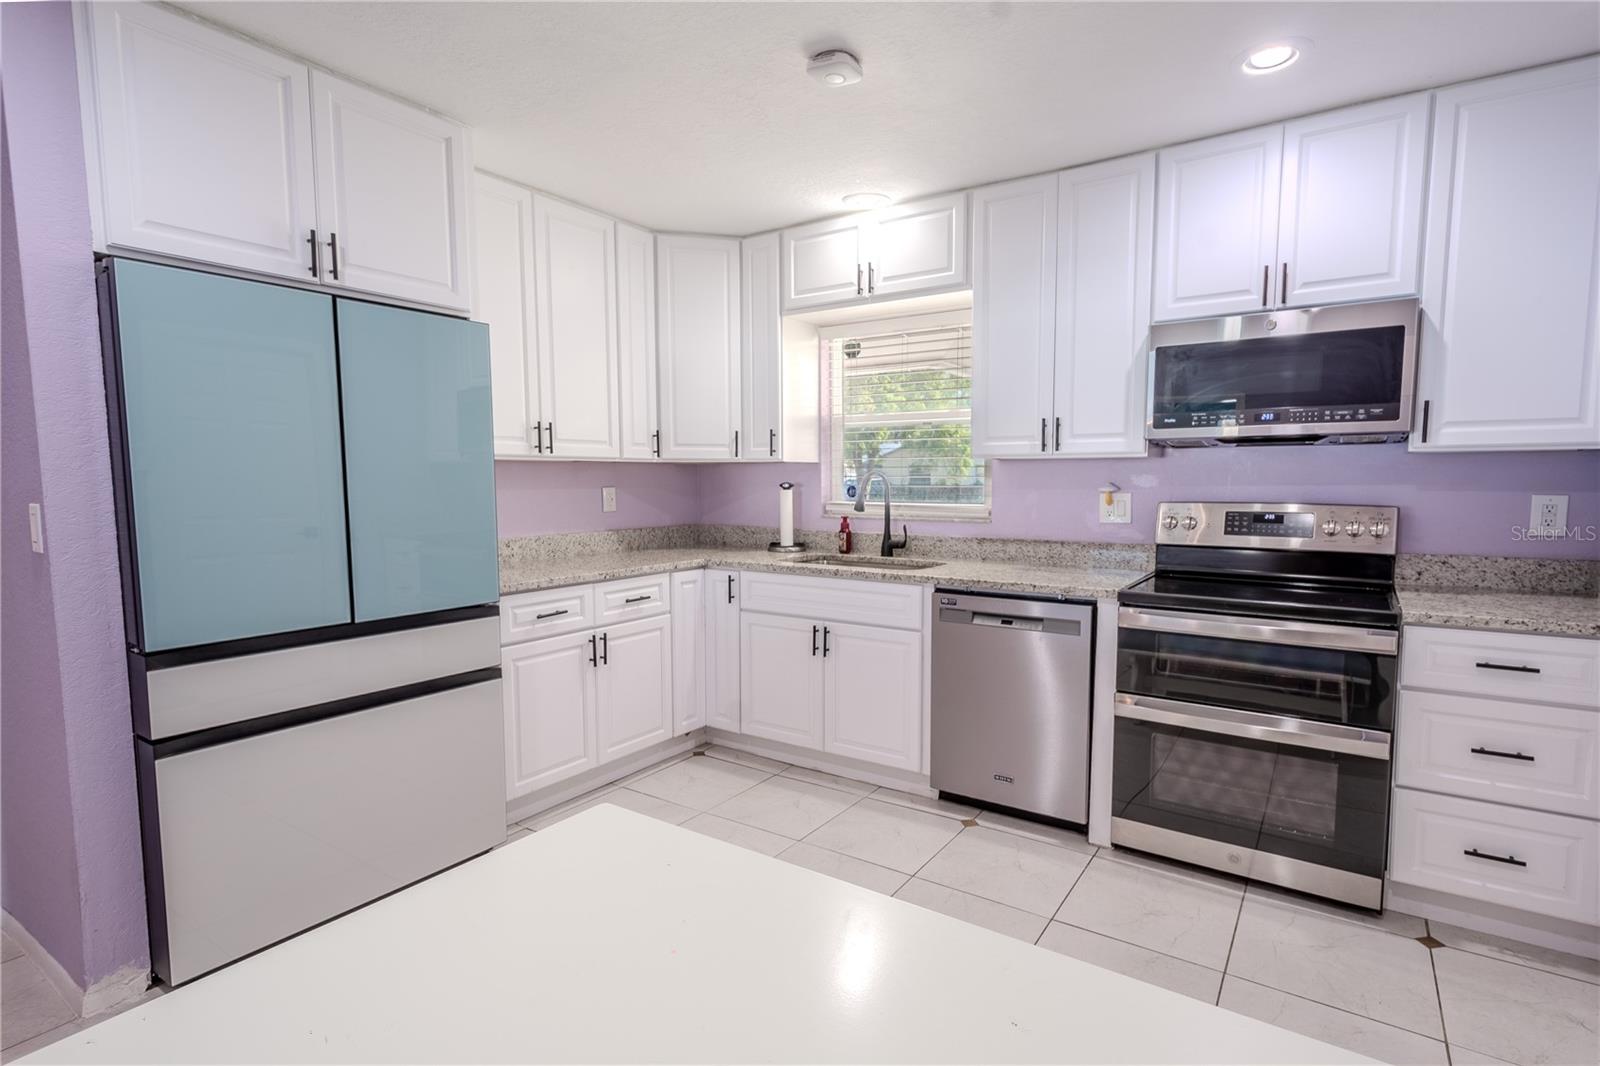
930, 589, 1094, 823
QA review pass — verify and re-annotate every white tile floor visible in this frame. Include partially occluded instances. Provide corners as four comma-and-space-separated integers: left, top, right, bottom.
510, 745, 1600, 1066
7, 744, 1594, 1064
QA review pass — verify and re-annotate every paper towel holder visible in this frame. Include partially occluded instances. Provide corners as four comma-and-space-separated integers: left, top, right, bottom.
769, 481, 807, 553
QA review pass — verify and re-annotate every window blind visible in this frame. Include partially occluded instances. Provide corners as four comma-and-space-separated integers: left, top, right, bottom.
828, 320, 987, 511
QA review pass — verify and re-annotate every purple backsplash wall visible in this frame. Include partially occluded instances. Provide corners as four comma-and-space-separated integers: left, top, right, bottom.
2, 1, 149, 988
508, 446, 1600, 559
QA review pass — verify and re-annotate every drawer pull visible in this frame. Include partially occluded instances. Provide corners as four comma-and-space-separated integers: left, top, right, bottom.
534, 609, 569, 620
624, 595, 652, 604
1464, 848, 1527, 868
1475, 661, 1541, 674
1469, 745, 1535, 762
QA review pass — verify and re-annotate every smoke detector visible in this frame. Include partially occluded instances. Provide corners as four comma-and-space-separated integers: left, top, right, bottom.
808, 50, 863, 87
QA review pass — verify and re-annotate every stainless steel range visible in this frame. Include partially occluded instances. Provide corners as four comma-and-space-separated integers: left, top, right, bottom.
1113, 502, 1400, 910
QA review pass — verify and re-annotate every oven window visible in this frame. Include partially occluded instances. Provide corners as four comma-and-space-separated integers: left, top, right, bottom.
1116, 628, 1395, 730
1113, 717, 1390, 879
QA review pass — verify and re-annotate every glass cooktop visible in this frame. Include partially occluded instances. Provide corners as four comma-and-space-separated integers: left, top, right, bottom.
1119, 573, 1400, 629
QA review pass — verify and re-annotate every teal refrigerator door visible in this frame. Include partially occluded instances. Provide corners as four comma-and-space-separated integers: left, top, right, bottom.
109, 260, 351, 651
336, 301, 499, 622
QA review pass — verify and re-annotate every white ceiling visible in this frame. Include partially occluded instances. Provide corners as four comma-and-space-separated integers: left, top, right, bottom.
177, 1, 1599, 235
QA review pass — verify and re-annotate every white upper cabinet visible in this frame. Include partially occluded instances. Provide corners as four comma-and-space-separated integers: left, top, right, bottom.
657, 235, 742, 460
740, 233, 783, 461
1276, 93, 1429, 308
779, 193, 969, 312
970, 174, 1057, 457
84, 3, 319, 281
616, 222, 660, 459
1153, 125, 1284, 321
869, 192, 969, 298
471, 173, 539, 457
781, 216, 864, 311
310, 71, 472, 310
1413, 57, 1600, 452
534, 196, 621, 458
1053, 153, 1154, 457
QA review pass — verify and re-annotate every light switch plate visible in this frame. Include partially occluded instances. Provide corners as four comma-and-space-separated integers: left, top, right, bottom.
1099, 492, 1131, 524
1531, 494, 1568, 537
601, 487, 617, 513
28, 502, 44, 554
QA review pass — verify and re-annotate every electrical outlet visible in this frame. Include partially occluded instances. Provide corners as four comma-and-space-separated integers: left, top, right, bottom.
28, 503, 44, 554
1531, 494, 1568, 537
601, 487, 617, 513
1099, 492, 1131, 524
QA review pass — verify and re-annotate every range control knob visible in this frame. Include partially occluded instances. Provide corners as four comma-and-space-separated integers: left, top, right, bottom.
1344, 520, 1367, 538
1181, 515, 1199, 531
1162, 514, 1180, 530
1320, 519, 1340, 537
1370, 520, 1391, 539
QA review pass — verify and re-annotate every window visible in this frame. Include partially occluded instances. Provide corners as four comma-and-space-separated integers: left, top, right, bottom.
825, 310, 989, 519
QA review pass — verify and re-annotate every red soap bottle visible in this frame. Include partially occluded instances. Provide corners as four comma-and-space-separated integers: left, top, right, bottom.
838, 516, 853, 555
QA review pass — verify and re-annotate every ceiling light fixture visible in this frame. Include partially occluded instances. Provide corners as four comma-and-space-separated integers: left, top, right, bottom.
842, 192, 891, 210
808, 49, 864, 87
1241, 41, 1301, 75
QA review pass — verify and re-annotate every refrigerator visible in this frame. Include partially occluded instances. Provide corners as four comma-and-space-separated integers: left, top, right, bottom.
99, 259, 505, 985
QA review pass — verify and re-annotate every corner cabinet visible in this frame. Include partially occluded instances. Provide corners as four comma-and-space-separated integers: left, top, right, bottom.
1411, 57, 1600, 452
657, 235, 742, 459
779, 192, 968, 313
78, 2, 471, 311
705, 570, 742, 731
671, 570, 706, 732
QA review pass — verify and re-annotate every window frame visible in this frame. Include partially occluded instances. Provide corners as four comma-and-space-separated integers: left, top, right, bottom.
819, 308, 992, 523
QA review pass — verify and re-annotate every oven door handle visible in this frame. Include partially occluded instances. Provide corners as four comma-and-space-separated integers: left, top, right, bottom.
1118, 606, 1398, 655
1114, 693, 1392, 759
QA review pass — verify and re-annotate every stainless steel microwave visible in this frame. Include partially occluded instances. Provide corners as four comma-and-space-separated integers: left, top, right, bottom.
1146, 299, 1418, 446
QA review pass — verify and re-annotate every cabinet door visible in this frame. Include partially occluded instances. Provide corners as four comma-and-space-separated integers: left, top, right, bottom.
781, 216, 863, 311
87, 3, 319, 281
1277, 93, 1430, 308
596, 615, 673, 762
1413, 57, 1600, 452
869, 192, 969, 298
1054, 154, 1154, 457
310, 71, 471, 311
616, 222, 659, 459
533, 196, 621, 457
671, 571, 707, 733
823, 622, 923, 772
657, 235, 741, 459
740, 612, 823, 749
1153, 125, 1284, 321
741, 233, 782, 461
336, 302, 499, 622
503, 632, 598, 799
471, 173, 539, 457
706, 570, 742, 731
971, 175, 1057, 457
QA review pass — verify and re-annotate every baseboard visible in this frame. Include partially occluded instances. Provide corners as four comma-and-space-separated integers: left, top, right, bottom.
1, 910, 149, 1019
1383, 881, 1600, 960
504, 732, 703, 825
702, 729, 931, 794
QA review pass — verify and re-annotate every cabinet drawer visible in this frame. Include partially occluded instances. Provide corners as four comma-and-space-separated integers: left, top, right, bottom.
1396, 690, 1600, 818
740, 571, 923, 630
595, 573, 671, 623
1389, 787, 1599, 924
1401, 626, 1600, 708
500, 586, 596, 644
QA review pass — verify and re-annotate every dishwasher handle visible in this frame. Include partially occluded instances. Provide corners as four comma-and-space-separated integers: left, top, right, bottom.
942, 608, 1082, 637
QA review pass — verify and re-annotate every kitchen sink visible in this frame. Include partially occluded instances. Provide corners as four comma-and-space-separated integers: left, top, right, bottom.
791, 555, 945, 571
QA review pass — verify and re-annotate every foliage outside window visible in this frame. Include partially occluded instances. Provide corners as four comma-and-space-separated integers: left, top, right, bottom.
825, 311, 989, 519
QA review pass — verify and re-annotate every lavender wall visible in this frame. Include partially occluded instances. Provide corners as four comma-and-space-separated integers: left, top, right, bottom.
1, 1, 149, 988
495, 460, 702, 537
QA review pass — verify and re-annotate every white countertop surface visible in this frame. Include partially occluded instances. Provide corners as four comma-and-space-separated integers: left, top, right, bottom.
25, 806, 1370, 1064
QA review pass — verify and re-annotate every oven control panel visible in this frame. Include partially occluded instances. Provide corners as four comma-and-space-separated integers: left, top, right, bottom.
1156, 502, 1399, 555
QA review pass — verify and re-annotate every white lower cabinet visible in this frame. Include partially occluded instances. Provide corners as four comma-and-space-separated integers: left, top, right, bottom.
672, 570, 706, 732
706, 570, 742, 731
502, 629, 598, 798
740, 613, 826, 748
596, 615, 673, 762
823, 622, 922, 772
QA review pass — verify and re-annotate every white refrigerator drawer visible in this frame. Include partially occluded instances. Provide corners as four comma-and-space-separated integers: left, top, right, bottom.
1389, 787, 1600, 924
1396, 689, 1600, 818
145, 680, 504, 984
1401, 626, 1600, 708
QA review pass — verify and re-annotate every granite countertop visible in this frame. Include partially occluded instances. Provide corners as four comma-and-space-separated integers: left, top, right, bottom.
1397, 588, 1600, 639
500, 546, 1146, 603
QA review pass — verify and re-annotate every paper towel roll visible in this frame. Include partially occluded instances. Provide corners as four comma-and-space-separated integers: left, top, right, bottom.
778, 482, 795, 547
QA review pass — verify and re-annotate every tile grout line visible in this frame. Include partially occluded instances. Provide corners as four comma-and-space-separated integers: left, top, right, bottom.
1427, 921, 1454, 1066
1213, 878, 1248, 1006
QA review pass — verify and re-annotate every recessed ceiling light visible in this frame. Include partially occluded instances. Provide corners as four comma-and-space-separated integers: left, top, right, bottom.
842, 192, 891, 210
1241, 42, 1301, 75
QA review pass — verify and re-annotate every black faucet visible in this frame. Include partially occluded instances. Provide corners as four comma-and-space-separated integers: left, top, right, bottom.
854, 468, 908, 558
